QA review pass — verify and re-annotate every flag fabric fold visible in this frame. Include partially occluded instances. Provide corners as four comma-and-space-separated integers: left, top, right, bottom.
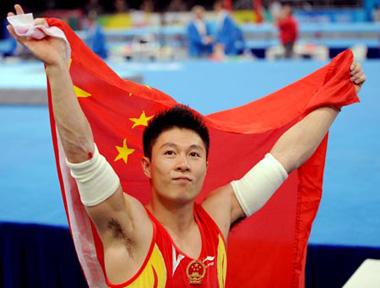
45, 18, 359, 288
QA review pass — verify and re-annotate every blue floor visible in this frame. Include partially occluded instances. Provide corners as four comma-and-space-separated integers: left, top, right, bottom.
0, 59, 379, 247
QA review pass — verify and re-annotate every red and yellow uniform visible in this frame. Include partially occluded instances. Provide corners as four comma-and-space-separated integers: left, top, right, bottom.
106, 203, 227, 288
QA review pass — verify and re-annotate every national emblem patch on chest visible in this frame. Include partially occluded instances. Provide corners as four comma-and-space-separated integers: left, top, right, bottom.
186, 259, 207, 285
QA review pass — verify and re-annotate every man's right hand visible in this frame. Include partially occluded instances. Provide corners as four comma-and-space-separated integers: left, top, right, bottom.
7, 4, 68, 67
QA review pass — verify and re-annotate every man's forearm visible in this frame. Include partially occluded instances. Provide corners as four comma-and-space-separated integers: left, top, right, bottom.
270, 107, 339, 173
46, 63, 94, 163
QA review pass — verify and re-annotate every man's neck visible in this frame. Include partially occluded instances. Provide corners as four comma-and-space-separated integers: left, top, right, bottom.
147, 196, 203, 259
147, 197, 196, 236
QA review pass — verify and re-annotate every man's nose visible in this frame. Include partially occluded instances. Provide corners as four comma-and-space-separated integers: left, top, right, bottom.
175, 154, 190, 171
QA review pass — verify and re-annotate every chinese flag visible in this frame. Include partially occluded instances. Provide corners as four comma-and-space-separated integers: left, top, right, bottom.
46, 19, 359, 287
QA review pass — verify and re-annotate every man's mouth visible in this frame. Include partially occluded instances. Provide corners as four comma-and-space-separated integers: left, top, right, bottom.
172, 176, 193, 182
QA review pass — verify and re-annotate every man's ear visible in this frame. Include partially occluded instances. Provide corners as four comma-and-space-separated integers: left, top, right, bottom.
141, 156, 152, 178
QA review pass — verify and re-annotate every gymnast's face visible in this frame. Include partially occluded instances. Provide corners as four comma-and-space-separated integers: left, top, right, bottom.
142, 127, 207, 204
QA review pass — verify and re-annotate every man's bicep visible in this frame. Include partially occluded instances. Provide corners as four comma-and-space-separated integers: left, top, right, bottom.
87, 188, 154, 284
229, 185, 247, 223
66, 144, 150, 243
202, 185, 246, 237
86, 185, 130, 234
229, 154, 288, 218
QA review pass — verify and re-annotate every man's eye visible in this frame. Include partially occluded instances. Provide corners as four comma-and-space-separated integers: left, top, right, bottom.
164, 150, 175, 156
190, 151, 201, 158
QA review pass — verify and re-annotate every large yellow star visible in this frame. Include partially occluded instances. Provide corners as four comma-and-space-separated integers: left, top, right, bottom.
129, 111, 154, 128
68, 59, 92, 98
114, 138, 135, 164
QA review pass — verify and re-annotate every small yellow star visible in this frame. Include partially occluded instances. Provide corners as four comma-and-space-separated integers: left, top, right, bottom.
74, 85, 91, 98
114, 138, 135, 164
129, 111, 154, 128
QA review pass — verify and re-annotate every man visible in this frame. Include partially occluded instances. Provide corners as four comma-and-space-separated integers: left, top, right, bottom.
7, 4, 366, 287
213, 1, 245, 56
276, 3, 298, 58
187, 5, 214, 58
85, 10, 108, 59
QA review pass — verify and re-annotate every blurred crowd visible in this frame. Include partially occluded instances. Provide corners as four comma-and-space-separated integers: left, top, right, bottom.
0, 0, 299, 61
1, 0, 379, 61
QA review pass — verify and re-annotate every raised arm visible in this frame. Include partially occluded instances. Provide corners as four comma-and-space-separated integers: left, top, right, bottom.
232, 63, 365, 219
271, 107, 338, 172
203, 63, 365, 232
7, 5, 152, 283
7, 5, 92, 162
271, 63, 365, 173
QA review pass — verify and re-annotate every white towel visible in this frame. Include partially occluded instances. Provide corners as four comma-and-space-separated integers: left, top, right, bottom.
7, 13, 71, 59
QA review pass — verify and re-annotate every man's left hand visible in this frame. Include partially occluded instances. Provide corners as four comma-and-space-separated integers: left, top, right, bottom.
350, 62, 366, 93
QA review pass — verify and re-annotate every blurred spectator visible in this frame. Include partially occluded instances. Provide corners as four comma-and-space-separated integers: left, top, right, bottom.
269, 0, 281, 21
213, 1, 245, 56
1, 18, 6, 40
85, 10, 108, 59
0, 38, 18, 58
374, 1, 380, 22
167, 0, 187, 12
114, 0, 128, 13
85, 0, 103, 15
0, 19, 18, 58
187, 5, 214, 58
130, 0, 154, 27
141, 0, 154, 13
275, 3, 298, 59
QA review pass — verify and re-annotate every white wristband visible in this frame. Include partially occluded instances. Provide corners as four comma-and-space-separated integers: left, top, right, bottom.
66, 144, 120, 207
231, 153, 288, 216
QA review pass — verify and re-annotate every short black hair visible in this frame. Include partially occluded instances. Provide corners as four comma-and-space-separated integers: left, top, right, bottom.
143, 105, 210, 159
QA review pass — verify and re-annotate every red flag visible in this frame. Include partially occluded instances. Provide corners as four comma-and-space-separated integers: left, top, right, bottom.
46, 18, 358, 287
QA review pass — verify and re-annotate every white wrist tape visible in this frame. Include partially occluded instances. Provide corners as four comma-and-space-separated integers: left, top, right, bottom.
231, 153, 288, 216
66, 144, 120, 207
